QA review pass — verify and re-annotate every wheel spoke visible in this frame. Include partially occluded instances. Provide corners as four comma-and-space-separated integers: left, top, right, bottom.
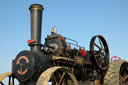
52, 71, 73, 85
99, 57, 106, 68
58, 72, 66, 85
95, 52, 101, 57
9, 76, 11, 85
99, 38, 103, 49
98, 58, 102, 67
101, 53, 105, 58
122, 75, 128, 81
101, 55, 107, 64
1, 82, 4, 85
95, 43, 101, 50
53, 74, 59, 85
62, 80, 65, 85
104, 46, 106, 51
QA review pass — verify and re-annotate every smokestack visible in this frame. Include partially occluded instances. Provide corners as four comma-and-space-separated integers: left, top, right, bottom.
29, 4, 44, 51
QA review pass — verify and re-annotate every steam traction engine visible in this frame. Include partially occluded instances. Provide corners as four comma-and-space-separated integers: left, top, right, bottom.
0, 4, 128, 85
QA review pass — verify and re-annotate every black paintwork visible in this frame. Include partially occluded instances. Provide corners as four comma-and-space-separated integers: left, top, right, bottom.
29, 4, 43, 51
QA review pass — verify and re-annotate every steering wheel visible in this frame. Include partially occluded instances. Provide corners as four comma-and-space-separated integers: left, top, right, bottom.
90, 35, 109, 70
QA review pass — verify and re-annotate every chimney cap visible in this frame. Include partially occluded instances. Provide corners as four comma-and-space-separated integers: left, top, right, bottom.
29, 4, 44, 11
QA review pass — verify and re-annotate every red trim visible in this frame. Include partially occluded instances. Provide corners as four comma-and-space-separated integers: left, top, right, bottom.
17, 69, 28, 75
111, 56, 121, 62
27, 39, 35, 44
80, 49, 86, 56
16, 56, 29, 65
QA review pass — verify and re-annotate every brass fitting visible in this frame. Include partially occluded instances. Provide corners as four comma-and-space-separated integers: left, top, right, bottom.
29, 4, 44, 11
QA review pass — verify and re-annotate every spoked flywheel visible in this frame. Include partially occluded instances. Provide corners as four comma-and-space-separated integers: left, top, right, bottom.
104, 60, 128, 85
0, 72, 18, 85
90, 35, 109, 70
36, 66, 78, 85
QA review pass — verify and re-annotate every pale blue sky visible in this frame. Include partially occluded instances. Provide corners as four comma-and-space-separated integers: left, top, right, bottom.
0, 0, 128, 78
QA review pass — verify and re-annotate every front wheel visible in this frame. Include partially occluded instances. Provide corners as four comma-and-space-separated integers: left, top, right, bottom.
36, 66, 78, 85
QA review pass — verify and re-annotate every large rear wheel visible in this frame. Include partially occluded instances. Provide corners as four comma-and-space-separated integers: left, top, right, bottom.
104, 60, 128, 85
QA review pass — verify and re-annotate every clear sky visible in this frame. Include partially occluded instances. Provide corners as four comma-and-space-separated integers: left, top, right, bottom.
0, 0, 128, 81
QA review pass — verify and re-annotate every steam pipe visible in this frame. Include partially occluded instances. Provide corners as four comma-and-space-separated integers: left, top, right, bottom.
29, 4, 44, 51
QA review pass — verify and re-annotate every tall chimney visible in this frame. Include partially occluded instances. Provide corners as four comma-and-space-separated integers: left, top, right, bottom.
29, 4, 44, 51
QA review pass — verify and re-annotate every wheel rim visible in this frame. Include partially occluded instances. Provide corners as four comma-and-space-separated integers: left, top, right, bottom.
0, 72, 18, 85
120, 63, 128, 85
90, 35, 109, 70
